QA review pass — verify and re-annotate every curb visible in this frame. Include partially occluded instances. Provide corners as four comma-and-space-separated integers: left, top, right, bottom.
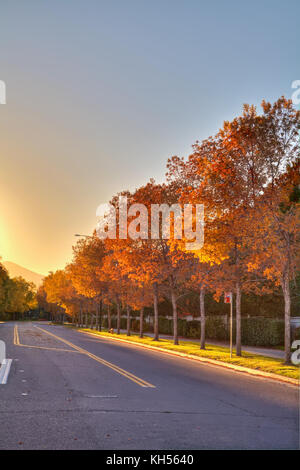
78, 329, 299, 387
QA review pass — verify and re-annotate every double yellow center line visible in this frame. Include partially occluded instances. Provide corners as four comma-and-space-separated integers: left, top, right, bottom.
32, 325, 155, 388
14, 324, 20, 345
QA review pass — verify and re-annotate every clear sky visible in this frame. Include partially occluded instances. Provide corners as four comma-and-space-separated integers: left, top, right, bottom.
0, 0, 299, 275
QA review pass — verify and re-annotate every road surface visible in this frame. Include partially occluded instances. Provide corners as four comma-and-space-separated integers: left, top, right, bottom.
0, 322, 298, 450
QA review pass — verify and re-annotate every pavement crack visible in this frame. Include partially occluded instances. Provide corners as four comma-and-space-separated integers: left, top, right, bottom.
0, 408, 296, 421
216, 397, 260, 417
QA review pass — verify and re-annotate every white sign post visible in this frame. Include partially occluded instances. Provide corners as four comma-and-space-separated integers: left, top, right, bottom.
224, 293, 233, 358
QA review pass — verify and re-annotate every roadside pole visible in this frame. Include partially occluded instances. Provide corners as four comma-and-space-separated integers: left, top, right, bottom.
230, 297, 233, 358
225, 292, 233, 358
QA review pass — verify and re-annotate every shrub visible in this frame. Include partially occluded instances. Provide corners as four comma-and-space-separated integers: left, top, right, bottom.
241, 317, 284, 346
158, 317, 172, 334
186, 320, 201, 338
206, 316, 228, 341
102, 314, 285, 347
293, 327, 300, 341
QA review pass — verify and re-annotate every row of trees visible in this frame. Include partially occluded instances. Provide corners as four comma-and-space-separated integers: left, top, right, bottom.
0, 263, 37, 318
39, 97, 299, 364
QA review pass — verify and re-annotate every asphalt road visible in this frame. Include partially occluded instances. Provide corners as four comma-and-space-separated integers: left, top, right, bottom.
0, 321, 299, 450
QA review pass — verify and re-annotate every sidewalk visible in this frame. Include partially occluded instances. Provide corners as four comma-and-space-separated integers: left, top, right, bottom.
118, 329, 284, 359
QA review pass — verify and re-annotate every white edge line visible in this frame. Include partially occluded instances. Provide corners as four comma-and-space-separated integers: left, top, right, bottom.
0, 359, 13, 384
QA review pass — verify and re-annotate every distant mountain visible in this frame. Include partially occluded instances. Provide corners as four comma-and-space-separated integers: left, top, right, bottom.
2, 261, 44, 287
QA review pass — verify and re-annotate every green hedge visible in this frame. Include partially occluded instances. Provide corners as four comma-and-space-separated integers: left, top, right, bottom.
293, 327, 300, 341
158, 317, 228, 340
206, 317, 228, 341
130, 319, 152, 333
241, 318, 284, 347
100, 314, 286, 347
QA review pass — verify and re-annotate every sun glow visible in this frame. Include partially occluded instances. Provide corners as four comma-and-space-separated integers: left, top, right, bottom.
0, 213, 12, 264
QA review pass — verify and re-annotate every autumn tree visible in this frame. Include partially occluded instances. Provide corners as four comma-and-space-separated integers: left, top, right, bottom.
43, 270, 79, 322
132, 182, 195, 345
247, 162, 300, 363
168, 97, 299, 356
68, 234, 107, 329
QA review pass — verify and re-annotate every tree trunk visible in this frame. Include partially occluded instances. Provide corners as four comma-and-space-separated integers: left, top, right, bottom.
107, 304, 111, 330
200, 287, 205, 350
90, 312, 94, 329
282, 272, 291, 364
153, 282, 159, 341
139, 307, 144, 338
116, 302, 121, 334
95, 303, 99, 331
99, 300, 102, 332
236, 281, 242, 356
171, 287, 179, 345
126, 304, 131, 336
79, 304, 83, 328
